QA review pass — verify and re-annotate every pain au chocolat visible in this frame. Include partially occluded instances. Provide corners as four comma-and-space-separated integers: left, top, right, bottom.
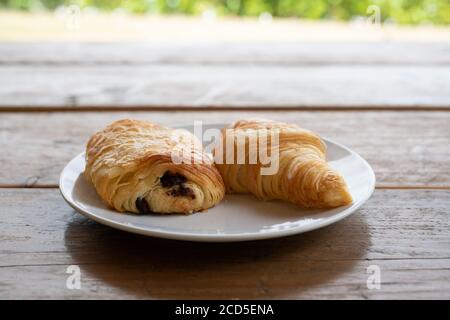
84, 119, 225, 214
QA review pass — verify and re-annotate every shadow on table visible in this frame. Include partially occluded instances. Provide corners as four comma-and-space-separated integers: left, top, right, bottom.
64, 212, 370, 299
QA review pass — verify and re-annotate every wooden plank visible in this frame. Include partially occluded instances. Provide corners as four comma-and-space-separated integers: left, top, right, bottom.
0, 259, 448, 299
1, 43, 449, 65
1, 111, 449, 187
0, 65, 449, 108
0, 188, 449, 299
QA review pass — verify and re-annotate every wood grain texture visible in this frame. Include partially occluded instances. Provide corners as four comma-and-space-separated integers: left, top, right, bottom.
0, 188, 449, 299
1, 111, 449, 187
1, 42, 449, 299
0, 65, 449, 109
1, 43, 449, 65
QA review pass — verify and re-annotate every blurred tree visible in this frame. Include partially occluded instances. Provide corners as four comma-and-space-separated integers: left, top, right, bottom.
0, 0, 449, 24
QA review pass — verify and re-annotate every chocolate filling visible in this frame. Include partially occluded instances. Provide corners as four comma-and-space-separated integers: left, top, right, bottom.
135, 197, 152, 214
160, 171, 196, 199
160, 171, 187, 188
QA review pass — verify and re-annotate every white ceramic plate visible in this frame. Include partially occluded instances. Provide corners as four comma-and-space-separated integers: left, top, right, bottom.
60, 123, 375, 242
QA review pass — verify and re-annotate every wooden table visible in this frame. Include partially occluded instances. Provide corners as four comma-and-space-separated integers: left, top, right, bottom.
1, 42, 449, 299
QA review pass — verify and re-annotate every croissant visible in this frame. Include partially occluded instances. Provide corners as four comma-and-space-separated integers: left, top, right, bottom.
84, 119, 225, 214
214, 119, 352, 208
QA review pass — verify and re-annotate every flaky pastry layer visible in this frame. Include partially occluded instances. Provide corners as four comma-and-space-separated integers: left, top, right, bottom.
215, 118, 353, 208
85, 119, 225, 214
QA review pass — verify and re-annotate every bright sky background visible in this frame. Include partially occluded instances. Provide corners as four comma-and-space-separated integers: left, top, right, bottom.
1, 11, 449, 42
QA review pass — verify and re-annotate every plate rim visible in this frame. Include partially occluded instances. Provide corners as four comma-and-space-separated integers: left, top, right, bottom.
59, 122, 376, 242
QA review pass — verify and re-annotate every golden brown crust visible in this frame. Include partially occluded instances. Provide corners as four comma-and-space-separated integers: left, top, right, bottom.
215, 118, 353, 208
85, 119, 225, 214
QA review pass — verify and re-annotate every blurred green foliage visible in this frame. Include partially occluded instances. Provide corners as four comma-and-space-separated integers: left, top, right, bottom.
0, 0, 449, 25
